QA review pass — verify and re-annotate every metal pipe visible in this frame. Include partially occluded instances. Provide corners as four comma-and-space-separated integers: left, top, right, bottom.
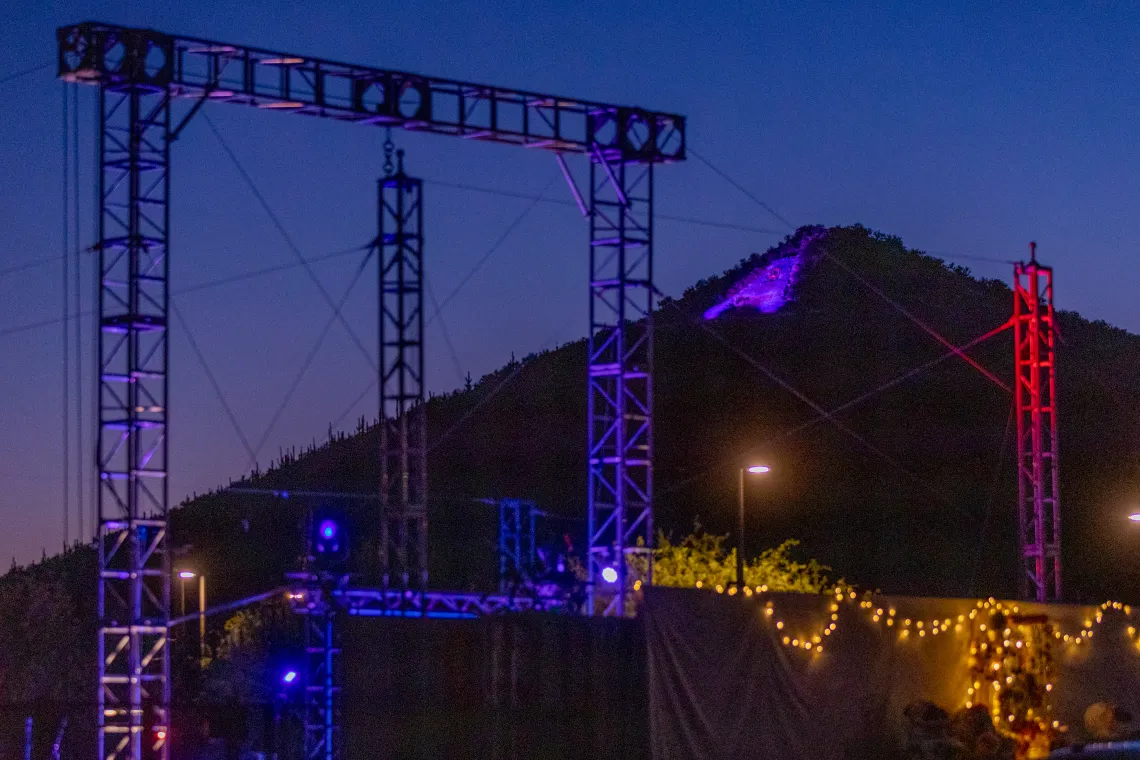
198, 574, 206, 668
737, 468, 745, 590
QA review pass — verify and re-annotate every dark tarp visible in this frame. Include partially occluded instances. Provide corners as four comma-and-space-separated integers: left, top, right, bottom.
644, 586, 1140, 760
342, 612, 647, 760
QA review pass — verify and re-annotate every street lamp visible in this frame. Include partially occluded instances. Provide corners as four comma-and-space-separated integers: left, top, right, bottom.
176, 569, 207, 667
177, 570, 195, 616
737, 465, 771, 591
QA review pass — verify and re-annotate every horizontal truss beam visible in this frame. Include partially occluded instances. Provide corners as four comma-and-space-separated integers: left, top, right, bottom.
58, 22, 685, 164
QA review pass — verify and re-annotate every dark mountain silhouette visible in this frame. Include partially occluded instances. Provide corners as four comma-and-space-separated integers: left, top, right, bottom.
170, 224, 1140, 605
4, 224, 1140, 727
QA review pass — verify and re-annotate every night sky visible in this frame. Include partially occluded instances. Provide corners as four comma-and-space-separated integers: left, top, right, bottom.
1, 1, 1137, 565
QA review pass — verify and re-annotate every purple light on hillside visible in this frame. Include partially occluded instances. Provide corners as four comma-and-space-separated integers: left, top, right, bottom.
283, 670, 297, 684
704, 252, 803, 320
319, 520, 337, 540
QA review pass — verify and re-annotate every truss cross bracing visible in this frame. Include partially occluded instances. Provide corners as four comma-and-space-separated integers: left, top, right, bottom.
378, 158, 428, 597
1013, 253, 1061, 602
587, 157, 654, 616
58, 18, 684, 760
303, 608, 339, 760
91, 45, 173, 760
498, 498, 537, 591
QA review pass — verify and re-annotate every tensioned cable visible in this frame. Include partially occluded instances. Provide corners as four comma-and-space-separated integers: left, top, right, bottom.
250, 245, 377, 468
427, 311, 579, 453
656, 319, 1013, 504
327, 310, 578, 447
778, 320, 1013, 442
0, 242, 371, 340
425, 178, 786, 235
0, 253, 67, 279
688, 147, 795, 231
427, 176, 558, 327
824, 251, 1010, 392
685, 147, 1014, 392
968, 400, 1015, 598
0, 62, 53, 88
170, 300, 258, 466
61, 83, 70, 548
72, 83, 83, 542
202, 112, 377, 372
656, 293, 973, 516
425, 275, 465, 386
176, 243, 372, 296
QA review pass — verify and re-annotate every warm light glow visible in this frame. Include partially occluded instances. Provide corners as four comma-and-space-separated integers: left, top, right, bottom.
178, 571, 196, 579
1130, 513, 1140, 522
747, 465, 771, 474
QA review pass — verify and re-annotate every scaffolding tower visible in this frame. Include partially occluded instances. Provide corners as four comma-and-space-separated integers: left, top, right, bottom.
1013, 244, 1061, 602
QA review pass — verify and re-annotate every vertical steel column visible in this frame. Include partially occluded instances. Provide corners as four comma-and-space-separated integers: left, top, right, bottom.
499, 498, 523, 591
1013, 246, 1061, 601
303, 609, 339, 760
586, 114, 654, 616
378, 152, 427, 597
97, 76, 171, 760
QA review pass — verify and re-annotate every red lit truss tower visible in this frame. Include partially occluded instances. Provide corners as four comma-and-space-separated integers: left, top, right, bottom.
1013, 243, 1061, 602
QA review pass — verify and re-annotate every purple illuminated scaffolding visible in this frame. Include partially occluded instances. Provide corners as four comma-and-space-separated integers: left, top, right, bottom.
57, 20, 685, 760
60, 25, 175, 760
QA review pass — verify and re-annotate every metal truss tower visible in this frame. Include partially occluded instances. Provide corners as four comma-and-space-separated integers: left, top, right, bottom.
498, 498, 537, 590
1013, 244, 1061, 602
60, 26, 175, 760
303, 604, 339, 760
378, 153, 427, 597
586, 139, 655, 616
56, 21, 685, 753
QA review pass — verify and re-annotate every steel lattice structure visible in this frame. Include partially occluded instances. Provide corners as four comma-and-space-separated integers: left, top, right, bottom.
587, 158, 654, 615
82, 34, 174, 760
497, 498, 537, 591
338, 588, 565, 617
1013, 247, 1061, 602
378, 157, 428, 596
57, 19, 684, 760
303, 606, 339, 760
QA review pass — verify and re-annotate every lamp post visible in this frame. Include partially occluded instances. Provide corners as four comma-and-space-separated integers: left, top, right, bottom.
178, 570, 195, 617
176, 569, 207, 667
738, 465, 771, 590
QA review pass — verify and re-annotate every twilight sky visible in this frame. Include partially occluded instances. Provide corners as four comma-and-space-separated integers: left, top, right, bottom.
1, 1, 1137, 565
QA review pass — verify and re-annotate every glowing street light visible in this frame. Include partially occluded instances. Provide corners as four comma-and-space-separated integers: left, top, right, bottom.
176, 569, 207, 667
738, 464, 772, 590
601, 566, 619, 584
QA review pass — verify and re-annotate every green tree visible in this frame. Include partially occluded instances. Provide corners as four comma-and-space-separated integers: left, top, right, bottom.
629, 529, 832, 593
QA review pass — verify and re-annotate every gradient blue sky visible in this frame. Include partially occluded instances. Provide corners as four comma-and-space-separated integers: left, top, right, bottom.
1, 1, 1137, 564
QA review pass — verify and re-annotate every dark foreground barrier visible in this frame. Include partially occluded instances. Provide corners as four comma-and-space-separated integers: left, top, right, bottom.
343, 612, 647, 760
644, 587, 1140, 760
